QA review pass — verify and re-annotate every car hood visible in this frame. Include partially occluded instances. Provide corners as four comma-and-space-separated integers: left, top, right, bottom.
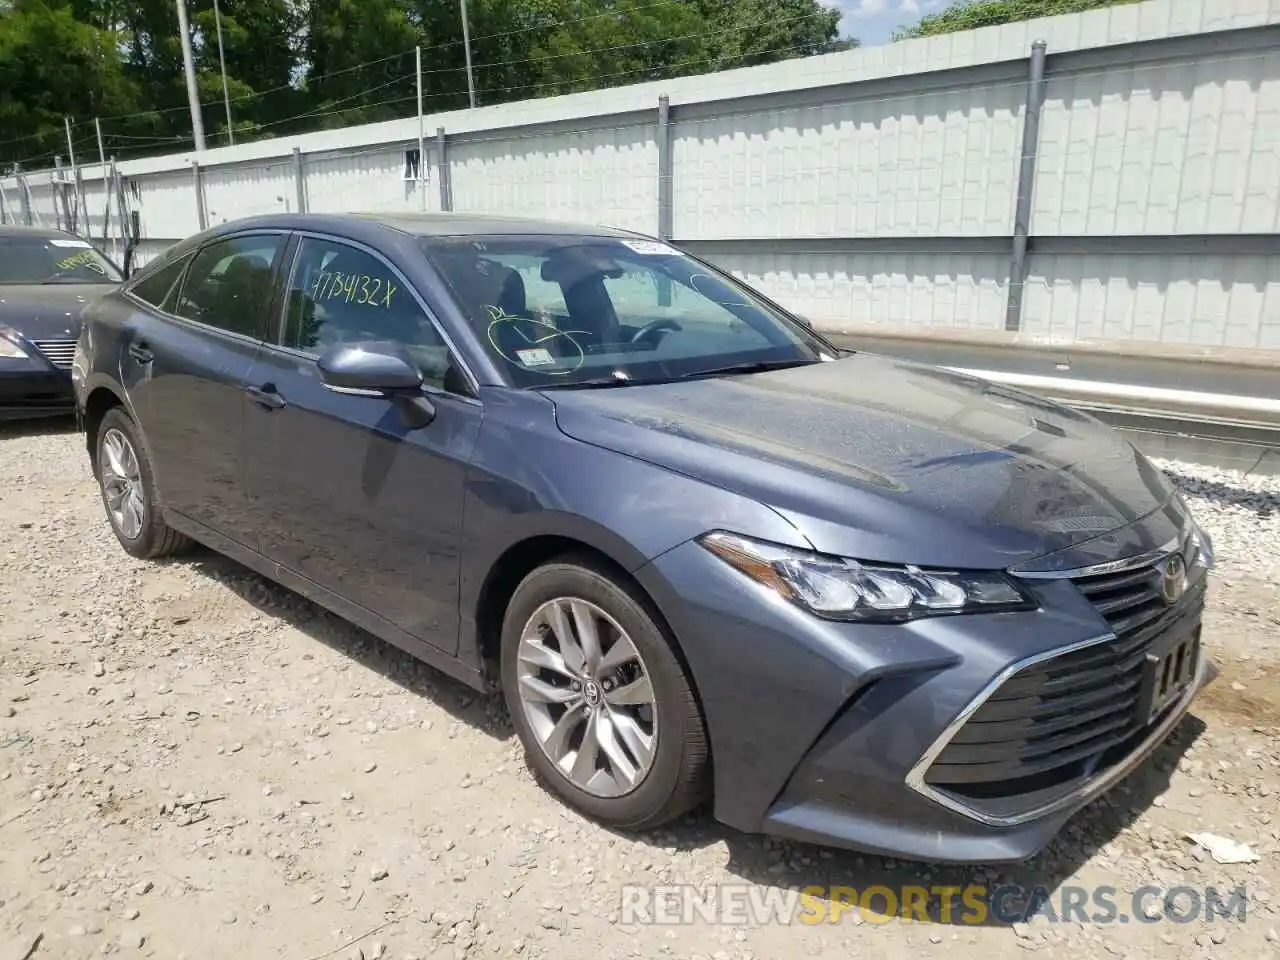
0, 284, 114, 340
547, 353, 1178, 569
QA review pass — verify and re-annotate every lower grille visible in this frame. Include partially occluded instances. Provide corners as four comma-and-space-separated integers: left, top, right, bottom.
924, 539, 1206, 800
30, 338, 77, 370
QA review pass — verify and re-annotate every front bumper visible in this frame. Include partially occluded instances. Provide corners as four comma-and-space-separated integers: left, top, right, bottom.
0, 362, 75, 420
637, 525, 1216, 864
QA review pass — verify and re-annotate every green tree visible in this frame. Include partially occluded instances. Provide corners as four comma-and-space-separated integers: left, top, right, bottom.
895, 0, 1140, 40
0, 0, 141, 167
299, 0, 421, 131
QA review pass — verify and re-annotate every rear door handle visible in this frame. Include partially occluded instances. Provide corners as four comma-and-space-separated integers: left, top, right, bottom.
128, 343, 153, 364
245, 384, 287, 410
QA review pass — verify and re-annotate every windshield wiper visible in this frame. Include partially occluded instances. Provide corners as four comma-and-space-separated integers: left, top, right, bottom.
535, 374, 636, 390
673, 358, 817, 381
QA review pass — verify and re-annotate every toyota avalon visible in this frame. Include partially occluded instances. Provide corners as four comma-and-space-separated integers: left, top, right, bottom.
72, 212, 1216, 863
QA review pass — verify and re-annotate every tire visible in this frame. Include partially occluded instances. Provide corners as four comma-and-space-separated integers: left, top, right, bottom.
94, 407, 192, 560
500, 555, 709, 830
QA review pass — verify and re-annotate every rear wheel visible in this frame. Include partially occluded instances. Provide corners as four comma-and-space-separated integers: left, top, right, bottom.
500, 557, 708, 829
94, 408, 191, 560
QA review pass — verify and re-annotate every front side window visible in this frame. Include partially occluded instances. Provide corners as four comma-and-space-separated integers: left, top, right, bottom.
282, 236, 454, 388
0, 236, 122, 285
128, 254, 192, 312
420, 235, 828, 388
174, 234, 286, 338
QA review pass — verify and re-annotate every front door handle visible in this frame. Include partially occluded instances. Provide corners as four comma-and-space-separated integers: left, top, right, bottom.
128, 342, 153, 364
245, 384, 287, 410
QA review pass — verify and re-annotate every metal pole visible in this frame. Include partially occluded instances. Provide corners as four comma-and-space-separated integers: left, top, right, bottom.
656, 95, 673, 306
656, 95, 673, 241
95, 119, 110, 248
460, 0, 477, 108
292, 147, 306, 213
53, 158, 66, 232
193, 160, 207, 229
416, 46, 427, 210
1004, 39, 1047, 333
436, 127, 451, 211
64, 117, 88, 233
213, 0, 234, 145
112, 160, 128, 259
175, 0, 207, 152
15, 165, 32, 226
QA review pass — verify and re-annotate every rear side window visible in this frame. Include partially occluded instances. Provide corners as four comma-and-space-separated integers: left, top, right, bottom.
173, 234, 287, 338
128, 255, 191, 312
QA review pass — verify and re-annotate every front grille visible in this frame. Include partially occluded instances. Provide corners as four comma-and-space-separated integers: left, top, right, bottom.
30, 338, 77, 370
924, 538, 1205, 800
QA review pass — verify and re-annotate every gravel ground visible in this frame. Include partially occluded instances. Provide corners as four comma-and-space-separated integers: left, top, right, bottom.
1, 420, 1278, 960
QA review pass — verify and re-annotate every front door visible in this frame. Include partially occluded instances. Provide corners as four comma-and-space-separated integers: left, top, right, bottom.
122, 232, 289, 550
243, 234, 481, 655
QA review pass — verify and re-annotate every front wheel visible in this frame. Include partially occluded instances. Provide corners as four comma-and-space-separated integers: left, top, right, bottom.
94, 407, 191, 560
500, 557, 709, 830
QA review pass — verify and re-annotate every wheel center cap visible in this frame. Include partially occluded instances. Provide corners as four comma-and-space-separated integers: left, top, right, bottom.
583, 680, 602, 705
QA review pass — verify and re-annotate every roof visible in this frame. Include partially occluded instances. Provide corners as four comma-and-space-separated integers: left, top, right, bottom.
355, 211, 648, 239
197, 211, 651, 241
0, 224, 80, 240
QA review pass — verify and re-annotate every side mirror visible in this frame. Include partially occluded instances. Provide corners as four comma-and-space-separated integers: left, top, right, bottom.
317, 342, 436, 428
318, 342, 424, 393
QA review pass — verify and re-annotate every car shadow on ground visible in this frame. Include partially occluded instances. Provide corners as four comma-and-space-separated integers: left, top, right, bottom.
0, 415, 78, 439
649, 716, 1204, 929
174, 542, 1205, 930
168, 546, 515, 742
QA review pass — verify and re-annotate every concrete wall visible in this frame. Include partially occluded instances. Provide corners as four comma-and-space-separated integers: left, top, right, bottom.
3, 0, 1277, 357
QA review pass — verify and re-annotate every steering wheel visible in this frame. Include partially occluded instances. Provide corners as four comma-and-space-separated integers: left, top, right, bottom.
630, 317, 682, 345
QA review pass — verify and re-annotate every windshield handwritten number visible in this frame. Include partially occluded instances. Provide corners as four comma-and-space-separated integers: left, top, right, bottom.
307, 270, 396, 309
56, 250, 107, 275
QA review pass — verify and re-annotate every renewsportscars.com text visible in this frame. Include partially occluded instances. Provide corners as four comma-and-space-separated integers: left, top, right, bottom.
619, 884, 1249, 926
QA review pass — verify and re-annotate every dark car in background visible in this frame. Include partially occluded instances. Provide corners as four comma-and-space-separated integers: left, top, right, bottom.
72, 212, 1216, 863
0, 225, 122, 420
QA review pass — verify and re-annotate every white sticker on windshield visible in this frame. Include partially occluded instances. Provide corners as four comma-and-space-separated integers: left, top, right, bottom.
50, 239, 92, 248
516, 348, 556, 367
619, 239, 677, 256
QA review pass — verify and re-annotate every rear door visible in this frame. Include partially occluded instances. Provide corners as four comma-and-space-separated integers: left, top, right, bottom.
122, 231, 291, 550
243, 232, 482, 655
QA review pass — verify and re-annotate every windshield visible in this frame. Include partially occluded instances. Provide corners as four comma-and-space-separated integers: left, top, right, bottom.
0, 236, 122, 285
420, 234, 832, 387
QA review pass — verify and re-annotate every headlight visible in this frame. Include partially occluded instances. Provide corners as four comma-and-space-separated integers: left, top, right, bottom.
1174, 492, 1214, 571
1186, 518, 1214, 570
698, 531, 1037, 623
0, 330, 28, 359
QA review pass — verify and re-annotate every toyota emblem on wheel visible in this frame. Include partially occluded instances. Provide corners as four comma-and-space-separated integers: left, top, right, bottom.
1160, 553, 1187, 605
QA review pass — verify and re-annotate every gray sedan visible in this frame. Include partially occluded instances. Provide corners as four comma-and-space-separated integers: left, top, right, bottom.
72, 212, 1216, 863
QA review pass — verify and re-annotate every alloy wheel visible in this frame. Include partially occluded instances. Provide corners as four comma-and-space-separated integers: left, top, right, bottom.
100, 428, 146, 540
515, 597, 658, 798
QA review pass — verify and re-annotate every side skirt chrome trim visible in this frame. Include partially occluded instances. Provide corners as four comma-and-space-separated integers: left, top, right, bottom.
905, 631, 1211, 828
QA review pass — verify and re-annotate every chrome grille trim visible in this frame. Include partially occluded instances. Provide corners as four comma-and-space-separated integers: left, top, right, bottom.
907, 532, 1213, 826
30, 338, 77, 370
1012, 536, 1181, 580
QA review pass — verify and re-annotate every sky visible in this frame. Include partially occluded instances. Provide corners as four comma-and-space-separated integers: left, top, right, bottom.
832, 0, 949, 46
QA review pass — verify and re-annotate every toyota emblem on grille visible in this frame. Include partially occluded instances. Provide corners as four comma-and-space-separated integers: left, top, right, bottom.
1159, 553, 1187, 605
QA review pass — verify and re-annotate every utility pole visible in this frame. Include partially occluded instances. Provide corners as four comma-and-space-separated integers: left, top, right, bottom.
416, 46, 427, 210
460, 0, 476, 108
213, 0, 234, 145
175, 0, 207, 151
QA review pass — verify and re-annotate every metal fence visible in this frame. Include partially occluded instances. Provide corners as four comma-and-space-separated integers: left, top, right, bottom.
3, 0, 1278, 359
